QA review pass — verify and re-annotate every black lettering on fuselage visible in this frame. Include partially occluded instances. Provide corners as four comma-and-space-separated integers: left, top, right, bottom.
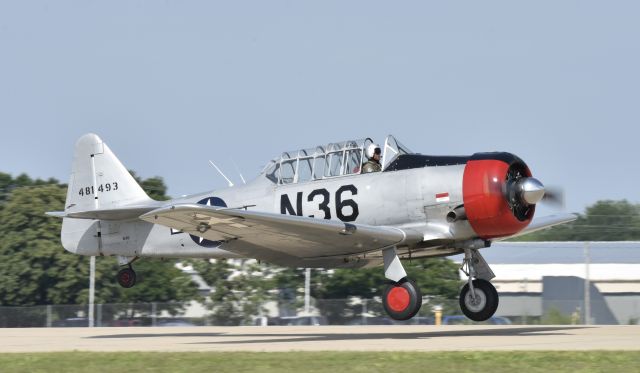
280, 185, 359, 222
307, 188, 331, 219
280, 192, 303, 216
336, 184, 359, 222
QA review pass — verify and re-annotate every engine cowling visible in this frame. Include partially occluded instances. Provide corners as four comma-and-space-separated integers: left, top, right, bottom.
462, 153, 541, 239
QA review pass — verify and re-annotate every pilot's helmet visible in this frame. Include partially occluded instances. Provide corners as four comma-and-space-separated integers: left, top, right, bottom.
366, 144, 382, 159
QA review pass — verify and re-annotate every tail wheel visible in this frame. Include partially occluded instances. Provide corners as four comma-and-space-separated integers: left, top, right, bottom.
459, 279, 499, 321
117, 267, 137, 288
382, 278, 422, 321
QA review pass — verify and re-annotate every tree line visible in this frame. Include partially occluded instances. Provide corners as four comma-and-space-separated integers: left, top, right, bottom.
513, 200, 640, 241
0, 172, 198, 309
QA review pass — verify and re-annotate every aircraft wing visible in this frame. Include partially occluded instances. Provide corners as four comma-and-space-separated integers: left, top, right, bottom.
140, 204, 424, 260
494, 213, 578, 241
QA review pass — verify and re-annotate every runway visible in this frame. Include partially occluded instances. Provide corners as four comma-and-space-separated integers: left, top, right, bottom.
0, 325, 639, 352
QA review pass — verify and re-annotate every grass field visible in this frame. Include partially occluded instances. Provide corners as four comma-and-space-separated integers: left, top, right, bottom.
1, 351, 639, 373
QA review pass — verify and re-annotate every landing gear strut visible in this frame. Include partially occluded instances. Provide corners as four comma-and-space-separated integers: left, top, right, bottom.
459, 249, 498, 321
117, 265, 137, 288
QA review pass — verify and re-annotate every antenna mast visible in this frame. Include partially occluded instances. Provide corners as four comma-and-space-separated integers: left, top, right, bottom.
208, 160, 234, 187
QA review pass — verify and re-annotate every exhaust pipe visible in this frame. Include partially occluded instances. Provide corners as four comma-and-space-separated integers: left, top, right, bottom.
447, 206, 467, 223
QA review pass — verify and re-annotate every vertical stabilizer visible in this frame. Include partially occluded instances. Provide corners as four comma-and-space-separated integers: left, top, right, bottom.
65, 133, 152, 212
61, 133, 152, 255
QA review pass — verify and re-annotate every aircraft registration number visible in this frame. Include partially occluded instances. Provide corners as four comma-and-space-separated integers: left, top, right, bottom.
280, 184, 359, 222
78, 182, 119, 196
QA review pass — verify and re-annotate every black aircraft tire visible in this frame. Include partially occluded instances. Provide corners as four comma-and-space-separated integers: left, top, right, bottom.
382, 278, 422, 321
459, 279, 499, 322
117, 267, 137, 288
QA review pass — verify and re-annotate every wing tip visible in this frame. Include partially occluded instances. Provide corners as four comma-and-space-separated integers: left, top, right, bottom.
45, 211, 66, 218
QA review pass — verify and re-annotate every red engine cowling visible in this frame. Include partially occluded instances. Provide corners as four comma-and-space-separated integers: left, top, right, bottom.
462, 153, 535, 239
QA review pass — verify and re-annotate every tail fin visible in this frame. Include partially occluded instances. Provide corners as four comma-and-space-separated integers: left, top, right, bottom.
60, 134, 154, 256
65, 133, 153, 212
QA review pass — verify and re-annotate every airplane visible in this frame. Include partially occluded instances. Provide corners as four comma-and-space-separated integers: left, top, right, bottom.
48, 133, 575, 322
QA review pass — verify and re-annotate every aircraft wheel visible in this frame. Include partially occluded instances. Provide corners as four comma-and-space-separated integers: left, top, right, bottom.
459, 279, 499, 321
117, 267, 137, 288
382, 278, 422, 321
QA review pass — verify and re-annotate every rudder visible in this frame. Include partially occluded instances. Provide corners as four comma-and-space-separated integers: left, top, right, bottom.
65, 133, 152, 212
60, 133, 153, 256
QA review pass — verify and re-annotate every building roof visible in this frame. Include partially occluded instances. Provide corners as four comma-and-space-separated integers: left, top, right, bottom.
452, 241, 640, 264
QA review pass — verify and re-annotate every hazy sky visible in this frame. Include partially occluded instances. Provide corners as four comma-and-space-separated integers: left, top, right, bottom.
1, 1, 638, 215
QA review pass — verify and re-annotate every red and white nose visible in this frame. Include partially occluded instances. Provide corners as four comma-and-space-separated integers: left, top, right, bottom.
462, 153, 545, 239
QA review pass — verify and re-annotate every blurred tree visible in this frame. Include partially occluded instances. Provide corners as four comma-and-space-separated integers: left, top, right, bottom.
235, 260, 278, 321
195, 259, 243, 326
0, 184, 86, 306
190, 259, 275, 325
513, 200, 640, 241
541, 307, 573, 325
0, 172, 61, 206
129, 171, 169, 201
272, 267, 305, 315
0, 173, 198, 311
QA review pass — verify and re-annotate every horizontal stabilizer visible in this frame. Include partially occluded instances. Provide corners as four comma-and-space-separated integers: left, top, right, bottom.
47, 205, 160, 221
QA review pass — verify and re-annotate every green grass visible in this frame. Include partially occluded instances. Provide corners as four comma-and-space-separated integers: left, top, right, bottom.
0, 351, 638, 373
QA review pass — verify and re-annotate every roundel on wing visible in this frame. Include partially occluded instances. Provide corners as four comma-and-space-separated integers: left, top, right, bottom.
190, 197, 227, 248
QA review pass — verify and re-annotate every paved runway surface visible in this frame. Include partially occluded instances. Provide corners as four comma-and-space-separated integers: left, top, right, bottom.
1, 326, 639, 352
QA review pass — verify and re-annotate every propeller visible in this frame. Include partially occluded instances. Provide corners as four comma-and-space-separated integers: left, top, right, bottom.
541, 186, 565, 208
504, 163, 565, 221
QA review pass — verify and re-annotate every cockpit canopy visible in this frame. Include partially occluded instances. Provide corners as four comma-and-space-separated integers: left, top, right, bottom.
263, 135, 413, 184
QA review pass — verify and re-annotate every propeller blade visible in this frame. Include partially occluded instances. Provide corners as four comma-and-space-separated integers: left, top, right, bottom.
541, 186, 565, 208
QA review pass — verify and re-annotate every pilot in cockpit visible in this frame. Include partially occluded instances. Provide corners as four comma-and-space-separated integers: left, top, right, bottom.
362, 143, 382, 173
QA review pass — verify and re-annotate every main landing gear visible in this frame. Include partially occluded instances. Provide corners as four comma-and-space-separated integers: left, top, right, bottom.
459, 249, 499, 321
379, 247, 499, 322
383, 278, 422, 320
381, 247, 422, 320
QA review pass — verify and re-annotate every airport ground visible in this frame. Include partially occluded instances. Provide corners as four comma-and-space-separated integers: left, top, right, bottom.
1, 325, 639, 372
1, 325, 639, 352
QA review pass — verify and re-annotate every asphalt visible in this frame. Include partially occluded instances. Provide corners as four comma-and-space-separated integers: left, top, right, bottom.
0, 325, 639, 352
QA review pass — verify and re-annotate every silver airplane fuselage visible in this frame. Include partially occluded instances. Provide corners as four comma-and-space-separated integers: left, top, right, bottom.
69, 162, 473, 267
